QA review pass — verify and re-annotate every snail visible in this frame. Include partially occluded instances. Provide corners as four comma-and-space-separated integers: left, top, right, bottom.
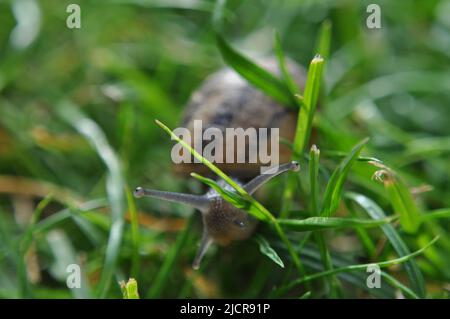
134, 57, 307, 269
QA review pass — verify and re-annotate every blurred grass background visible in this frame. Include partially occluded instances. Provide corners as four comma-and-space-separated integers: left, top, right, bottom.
0, 0, 449, 298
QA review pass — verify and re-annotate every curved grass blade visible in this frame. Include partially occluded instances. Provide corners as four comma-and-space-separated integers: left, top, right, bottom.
327, 71, 450, 120
274, 30, 300, 99
371, 164, 421, 233
34, 199, 108, 234
278, 236, 437, 296
271, 242, 396, 298
345, 192, 426, 298
385, 177, 421, 233
346, 202, 377, 258
322, 150, 383, 164
215, 34, 296, 108
20, 194, 53, 261
254, 235, 284, 268
58, 102, 125, 298
299, 291, 312, 299
46, 230, 92, 298
381, 272, 419, 299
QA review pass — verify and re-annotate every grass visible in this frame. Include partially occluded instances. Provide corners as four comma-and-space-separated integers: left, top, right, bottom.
0, 0, 449, 299
345, 192, 426, 298
120, 278, 140, 299
274, 236, 439, 298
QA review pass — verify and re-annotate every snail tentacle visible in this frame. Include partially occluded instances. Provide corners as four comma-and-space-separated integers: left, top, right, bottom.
192, 231, 213, 270
243, 161, 300, 195
134, 187, 209, 213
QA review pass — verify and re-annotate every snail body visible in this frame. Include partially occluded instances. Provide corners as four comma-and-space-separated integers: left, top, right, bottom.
135, 57, 306, 269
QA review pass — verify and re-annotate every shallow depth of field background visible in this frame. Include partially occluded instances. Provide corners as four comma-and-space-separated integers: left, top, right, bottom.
0, 0, 449, 298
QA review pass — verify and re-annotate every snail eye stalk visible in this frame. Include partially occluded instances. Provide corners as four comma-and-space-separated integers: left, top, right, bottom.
243, 161, 300, 195
134, 187, 209, 213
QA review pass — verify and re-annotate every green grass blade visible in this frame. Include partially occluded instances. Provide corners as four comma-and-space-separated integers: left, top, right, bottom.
45, 230, 92, 298
70, 212, 104, 246
381, 272, 419, 299
387, 179, 421, 233
58, 102, 125, 298
0, 210, 22, 298
125, 186, 140, 279
280, 54, 325, 218
345, 192, 427, 298
299, 291, 312, 299
254, 235, 285, 268
120, 278, 140, 299
34, 199, 108, 234
345, 202, 377, 258
20, 194, 54, 260
19, 194, 53, 298
278, 216, 395, 232
191, 173, 268, 221
279, 236, 438, 295
421, 208, 450, 221
215, 34, 296, 108
308, 144, 338, 295
309, 145, 320, 215
211, 0, 236, 33
314, 20, 332, 60
320, 138, 369, 217
372, 165, 422, 233
271, 242, 396, 298
147, 215, 194, 298
274, 30, 300, 98
315, 231, 339, 297
292, 55, 325, 156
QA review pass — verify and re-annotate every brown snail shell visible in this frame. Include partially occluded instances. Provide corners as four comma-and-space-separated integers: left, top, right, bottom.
173, 57, 306, 179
